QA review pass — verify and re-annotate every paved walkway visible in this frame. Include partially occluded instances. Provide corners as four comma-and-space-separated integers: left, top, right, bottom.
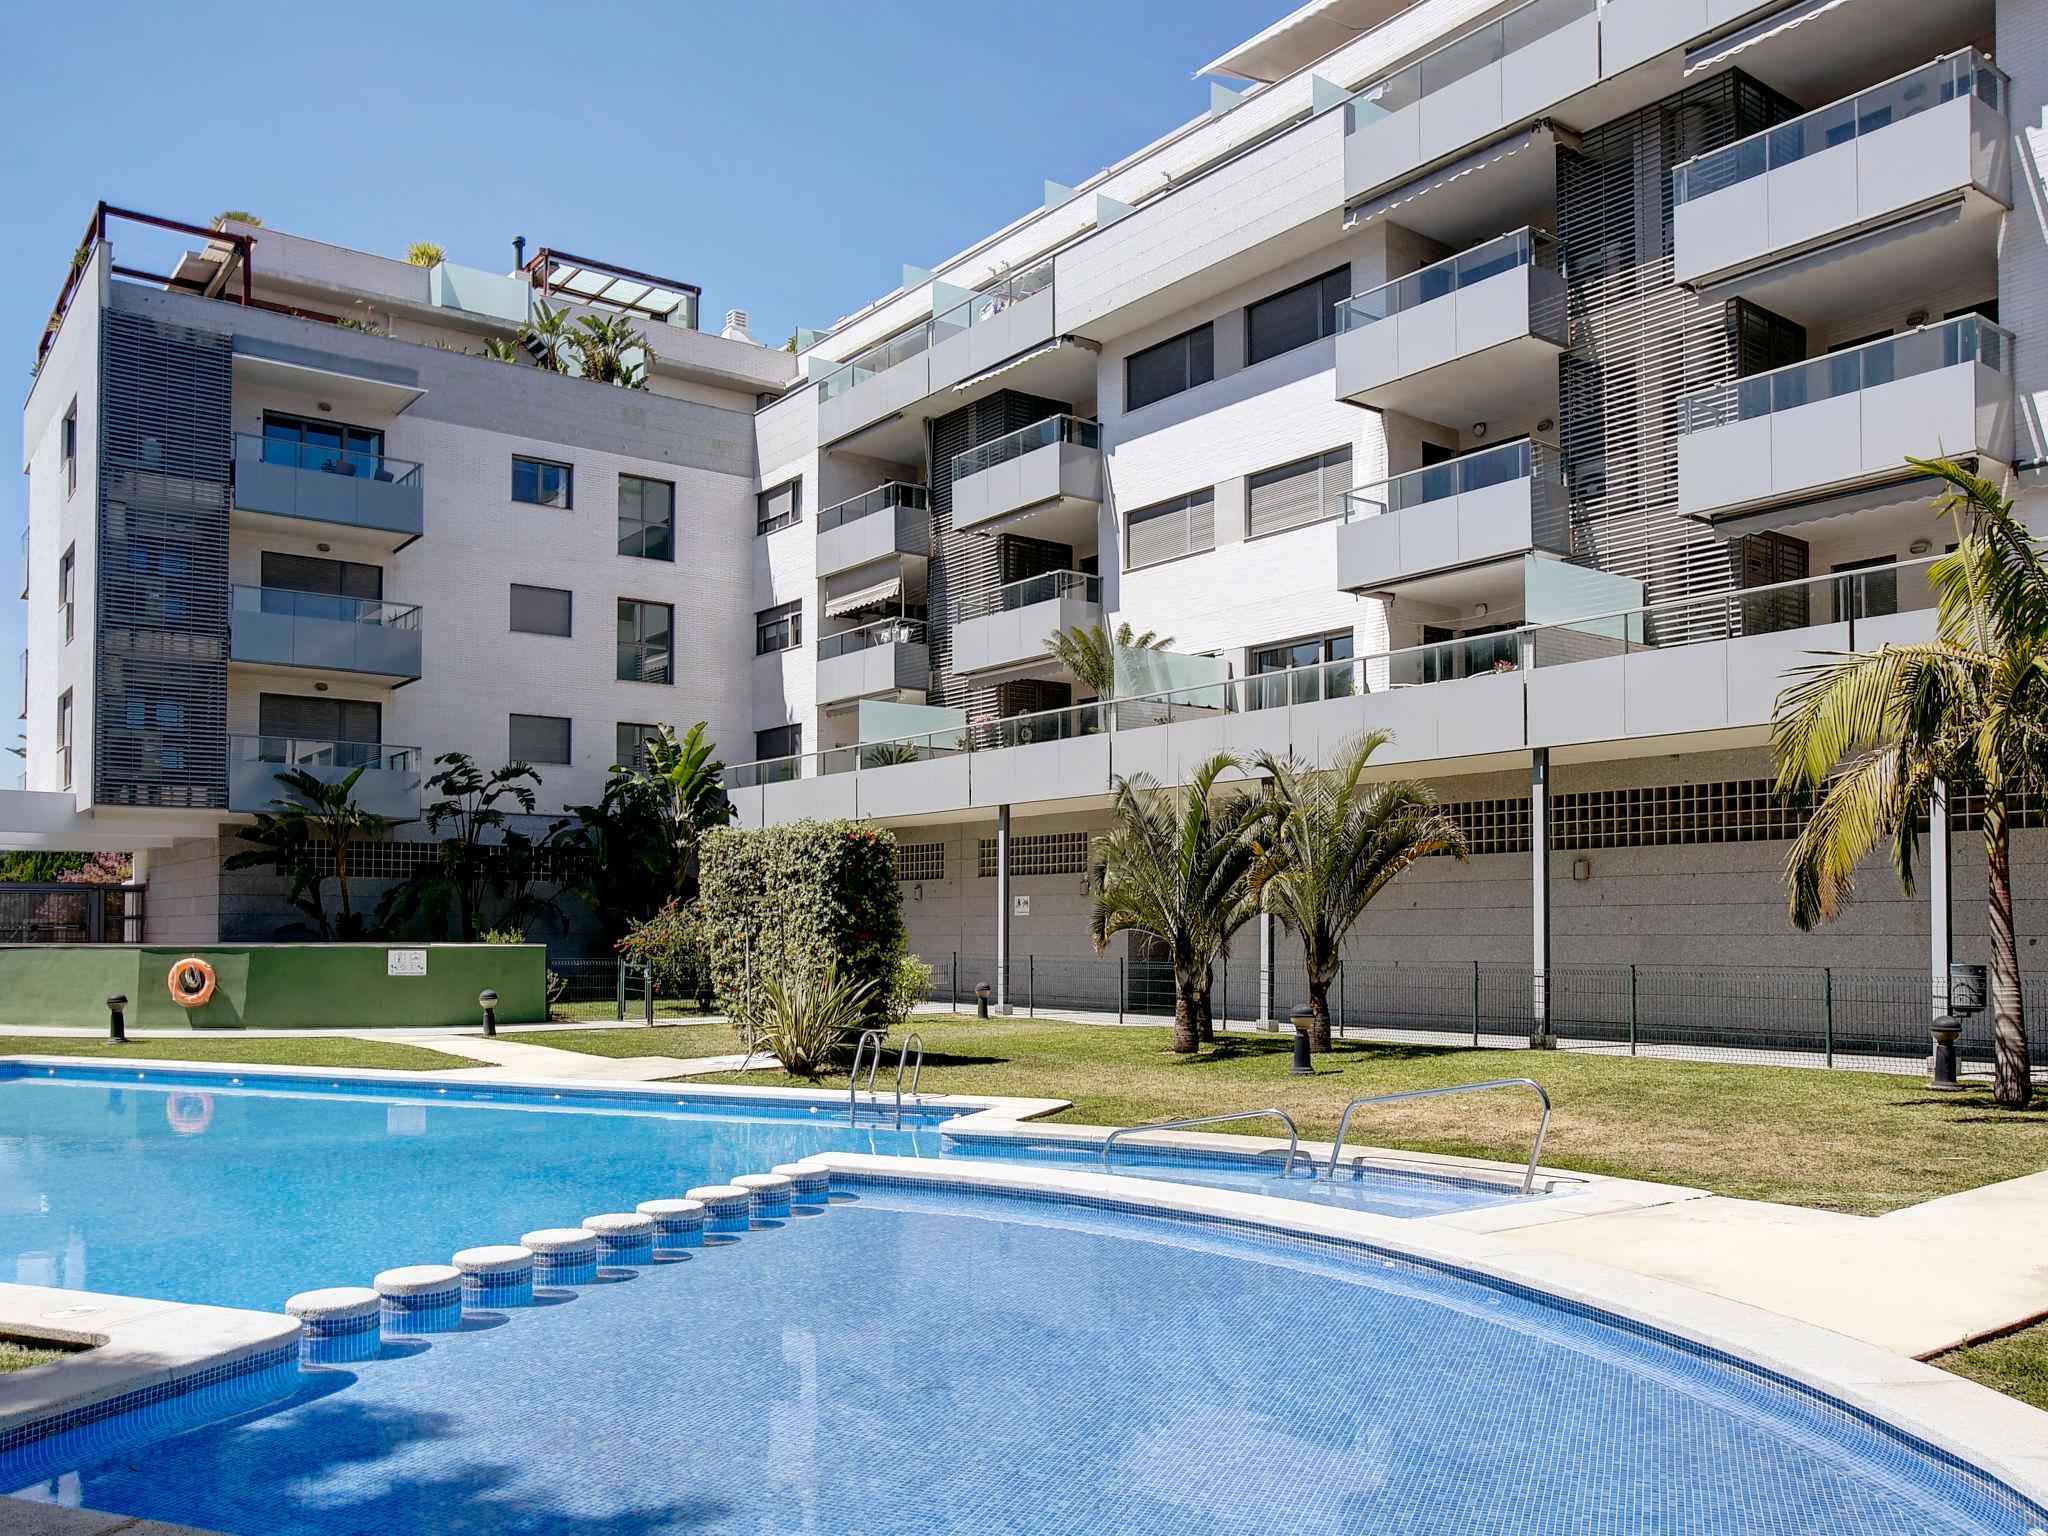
382, 1031, 763, 1082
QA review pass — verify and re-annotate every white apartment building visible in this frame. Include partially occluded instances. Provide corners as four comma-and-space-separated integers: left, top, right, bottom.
14, 0, 2048, 1040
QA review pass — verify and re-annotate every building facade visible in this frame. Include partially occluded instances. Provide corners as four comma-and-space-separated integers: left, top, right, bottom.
15, 0, 2048, 1035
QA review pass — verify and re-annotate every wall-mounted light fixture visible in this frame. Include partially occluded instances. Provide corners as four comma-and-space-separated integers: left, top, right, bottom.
1570, 857, 1591, 883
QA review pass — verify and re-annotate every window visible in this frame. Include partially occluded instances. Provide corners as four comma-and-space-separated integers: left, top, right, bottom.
510, 583, 573, 637
513, 455, 573, 508
56, 689, 72, 791
510, 712, 572, 764
617, 475, 675, 561
61, 401, 77, 496
1251, 631, 1355, 707
1247, 447, 1353, 537
1125, 490, 1217, 569
1126, 324, 1214, 411
757, 478, 801, 535
617, 599, 673, 683
756, 724, 801, 761
261, 411, 384, 473
57, 545, 74, 644
617, 721, 662, 771
260, 552, 382, 599
1832, 556, 1899, 621
259, 693, 381, 744
1245, 267, 1350, 366
756, 600, 802, 655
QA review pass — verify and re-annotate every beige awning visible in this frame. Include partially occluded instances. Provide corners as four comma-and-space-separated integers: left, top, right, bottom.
1685, 0, 1857, 73
825, 576, 903, 618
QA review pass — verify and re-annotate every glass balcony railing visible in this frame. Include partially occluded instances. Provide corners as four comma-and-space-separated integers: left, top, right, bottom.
1340, 440, 1558, 520
230, 735, 421, 773
1344, 0, 1596, 133
951, 416, 1102, 482
244, 433, 422, 487
955, 570, 1102, 623
1335, 229, 1556, 331
817, 263, 1057, 402
229, 585, 421, 629
1675, 315, 2012, 435
818, 481, 929, 535
1672, 51, 2009, 205
818, 617, 927, 661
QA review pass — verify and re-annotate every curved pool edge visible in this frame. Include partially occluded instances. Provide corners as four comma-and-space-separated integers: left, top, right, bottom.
796, 1149, 2048, 1519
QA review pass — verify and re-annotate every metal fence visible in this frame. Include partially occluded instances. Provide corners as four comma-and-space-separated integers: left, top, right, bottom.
926, 951, 2047, 1073
0, 884, 145, 944
543, 956, 714, 1021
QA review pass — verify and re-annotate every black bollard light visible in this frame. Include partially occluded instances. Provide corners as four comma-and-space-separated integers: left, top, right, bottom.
975, 982, 992, 1020
479, 989, 499, 1038
1929, 1014, 1964, 1091
106, 993, 127, 1043
1289, 1006, 1315, 1075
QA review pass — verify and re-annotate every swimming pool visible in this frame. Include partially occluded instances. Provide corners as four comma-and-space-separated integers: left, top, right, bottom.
7, 1175, 2044, 1535
0, 1064, 1520, 1310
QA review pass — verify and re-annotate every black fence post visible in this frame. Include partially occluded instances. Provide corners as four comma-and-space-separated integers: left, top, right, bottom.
1471, 960, 1480, 1047
1029, 955, 1036, 1018
1823, 966, 1834, 1068
951, 952, 959, 1015
615, 958, 626, 1022
1118, 957, 1126, 1026
1628, 964, 1638, 1057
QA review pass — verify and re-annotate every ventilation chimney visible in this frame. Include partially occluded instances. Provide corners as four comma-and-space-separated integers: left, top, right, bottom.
721, 308, 759, 345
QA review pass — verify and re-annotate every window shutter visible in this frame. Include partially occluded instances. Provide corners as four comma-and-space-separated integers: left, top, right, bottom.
509, 713, 572, 764
510, 584, 573, 637
1247, 448, 1351, 537
1126, 490, 1217, 567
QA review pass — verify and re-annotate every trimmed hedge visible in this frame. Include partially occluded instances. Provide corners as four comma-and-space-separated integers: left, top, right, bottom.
696, 820, 904, 1021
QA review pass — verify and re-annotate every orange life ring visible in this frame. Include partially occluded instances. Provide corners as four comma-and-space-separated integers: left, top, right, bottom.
168, 957, 217, 1008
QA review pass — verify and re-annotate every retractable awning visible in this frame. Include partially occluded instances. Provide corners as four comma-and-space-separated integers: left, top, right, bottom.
1689, 202, 1964, 301
825, 576, 904, 617
1345, 124, 1559, 228
1693, 470, 1956, 539
949, 336, 1085, 392
1685, 0, 1858, 74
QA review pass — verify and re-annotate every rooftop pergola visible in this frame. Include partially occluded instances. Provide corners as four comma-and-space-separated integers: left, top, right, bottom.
520, 248, 701, 327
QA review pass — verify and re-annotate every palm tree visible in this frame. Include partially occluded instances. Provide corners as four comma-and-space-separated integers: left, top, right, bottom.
1045, 621, 1174, 698
572, 313, 655, 388
642, 721, 737, 903
518, 299, 575, 373
223, 766, 393, 939
1253, 733, 1468, 1052
415, 754, 543, 941
1773, 458, 2046, 1108
1088, 752, 1274, 1053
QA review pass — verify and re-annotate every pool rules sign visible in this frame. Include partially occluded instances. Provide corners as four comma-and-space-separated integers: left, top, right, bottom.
386, 949, 428, 977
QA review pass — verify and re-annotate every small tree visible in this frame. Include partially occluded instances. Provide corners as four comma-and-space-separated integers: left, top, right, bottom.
1254, 733, 1468, 1052
413, 753, 546, 941
518, 299, 576, 373
1045, 621, 1174, 698
642, 723, 738, 904
223, 766, 394, 939
572, 313, 655, 388
1088, 753, 1274, 1054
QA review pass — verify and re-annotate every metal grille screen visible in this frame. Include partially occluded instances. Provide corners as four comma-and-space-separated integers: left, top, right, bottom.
977, 831, 1090, 878
96, 308, 231, 808
895, 842, 945, 882
1248, 447, 1351, 537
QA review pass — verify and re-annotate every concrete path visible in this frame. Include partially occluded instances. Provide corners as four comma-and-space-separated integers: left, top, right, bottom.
382, 1031, 762, 1082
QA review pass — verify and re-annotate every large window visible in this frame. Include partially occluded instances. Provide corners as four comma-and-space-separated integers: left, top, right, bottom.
757, 478, 802, 535
617, 721, 662, 771
510, 583, 573, 637
1247, 446, 1353, 538
756, 600, 802, 655
513, 455, 573, 508
1245, 267, 1350, 366
617, 599, 673, 684
756, 723, 801, 760
261, 551, 382, 599
57, 544, 74, 645
510, 712, 572, 764
617, 475, 675, 561
262, 411, 384, 472
259, 692, 381, 744
1125, 324, 1214, 411
1251, 631, 1355, 707
1125, 489, 1217, 569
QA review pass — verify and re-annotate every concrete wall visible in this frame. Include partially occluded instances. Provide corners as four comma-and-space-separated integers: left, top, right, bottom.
138, 835, 222, 945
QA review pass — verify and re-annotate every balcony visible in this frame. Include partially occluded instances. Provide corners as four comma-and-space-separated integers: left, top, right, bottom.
1336, 440, 1570, 596
1676, 315, 2014, 520
1672, 53, 2011, 309
952, 570, 1103, 680
816, 618, 929, 707
228, 586, 423, 684
231, 435, 423, 552
816, 482, 930, 581
951, 417, 1104, 543
815, 264, 1055, 446
1334, 230, 1566, 425
228, 736, 422, 821
1343, 0, 1600, 205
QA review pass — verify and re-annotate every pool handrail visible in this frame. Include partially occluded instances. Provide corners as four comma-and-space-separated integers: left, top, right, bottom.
849, 1029, 887, 1124
1102, 1109, 1303, 1178
892, 1033, 925, 1129
1326, 1078, 1551, 1194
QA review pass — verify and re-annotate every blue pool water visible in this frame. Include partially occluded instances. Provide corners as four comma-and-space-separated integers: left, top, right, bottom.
7, 1179, 2042, 1535
0, 1066, 1513, 1310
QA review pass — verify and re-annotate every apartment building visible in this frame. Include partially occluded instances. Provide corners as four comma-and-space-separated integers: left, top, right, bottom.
13, 0, 2048, 1025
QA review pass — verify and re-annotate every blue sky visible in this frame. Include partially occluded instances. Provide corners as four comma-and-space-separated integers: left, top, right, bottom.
0, 0, 1271, 756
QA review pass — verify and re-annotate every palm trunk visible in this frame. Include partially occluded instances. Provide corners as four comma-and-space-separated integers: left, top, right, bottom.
1197, 964, 1216, 1043
1306, 973, 1332, 1054
1984, 788, 2033, 1108
1171, 973, 1200, 1054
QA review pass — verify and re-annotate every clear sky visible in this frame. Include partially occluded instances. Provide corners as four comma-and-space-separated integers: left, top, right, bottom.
0, 0, 1273, 764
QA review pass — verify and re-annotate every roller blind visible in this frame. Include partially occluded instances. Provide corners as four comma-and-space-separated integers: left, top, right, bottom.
509, 712, 572, 764
1247, 447, 1352, 537
1125, 490, 1217, 569
510, 583, 573, 636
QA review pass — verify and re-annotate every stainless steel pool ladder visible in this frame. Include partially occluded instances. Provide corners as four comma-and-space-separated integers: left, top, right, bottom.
849, 1029, 926, 1128
1101, 1109, 1302, 1178
1325, 1078, 1551, 1195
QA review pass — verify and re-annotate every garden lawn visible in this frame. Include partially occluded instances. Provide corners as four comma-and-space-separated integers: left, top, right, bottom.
692, 1016, 2048, 1216
1935, 1321, 2048, 1412
0, 1338, 80, 1373
0, 1036, 483, 1071
548, 1000, 709, 1025
506, 1023, 731, 1058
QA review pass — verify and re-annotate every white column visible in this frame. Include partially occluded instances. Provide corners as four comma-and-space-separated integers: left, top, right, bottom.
1531, 748, 1554, 1047
994, 804, 1011, 1014
1931, 778, 1953, 1018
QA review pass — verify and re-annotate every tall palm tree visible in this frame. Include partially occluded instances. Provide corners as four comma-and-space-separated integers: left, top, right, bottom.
1253, 733, 1468, 1052
1045, 621, 1174, 698
1088, 752, 1274, 1053
1773, 458, 2047, 1108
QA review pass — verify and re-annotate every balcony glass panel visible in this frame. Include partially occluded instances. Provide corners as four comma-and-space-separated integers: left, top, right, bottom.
230, 586, 420, 630
244, 433, 421, 487
951, 417, 1102, 482
817, 263, 1056, 402
1337, 230, 1557, 332
955, 570, 1102, 623
818, 617, 926, 661
818, 482, 929, 534
1340, 440, 1549, 520
1672, 51, 2009, 203
231, 735, 420, 773
1344, 0, 1596, 133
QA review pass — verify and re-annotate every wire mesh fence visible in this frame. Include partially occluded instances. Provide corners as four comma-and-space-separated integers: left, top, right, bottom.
922, 950, 2047, 1074
543, 956, 713, 1022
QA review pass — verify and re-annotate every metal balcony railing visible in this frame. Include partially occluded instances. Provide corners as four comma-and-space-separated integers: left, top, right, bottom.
241, 433, 422, 487
819, 617, 927, 661
1339, 440, 1560, 520
1335, 229, 1557, 331
955, 570, 1102, 623
818, 481, 929, 534
951, 416, 1101, 483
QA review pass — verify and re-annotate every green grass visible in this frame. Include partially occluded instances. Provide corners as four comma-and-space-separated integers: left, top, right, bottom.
0, 1337, 86, 1373
684, 1015, 2048, 1215
548, 999, 709, 1024
1935, 1320, 2048, 1411
0, 1035, 484, 1071
507, 1023, 731, 1059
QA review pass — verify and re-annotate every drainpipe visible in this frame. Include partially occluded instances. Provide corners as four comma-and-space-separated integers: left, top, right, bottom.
1530, 748, 1554, 1048
995, 804, 1011, 1015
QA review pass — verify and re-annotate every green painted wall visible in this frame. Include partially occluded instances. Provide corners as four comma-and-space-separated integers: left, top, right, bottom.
0, 945, 548, 1029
